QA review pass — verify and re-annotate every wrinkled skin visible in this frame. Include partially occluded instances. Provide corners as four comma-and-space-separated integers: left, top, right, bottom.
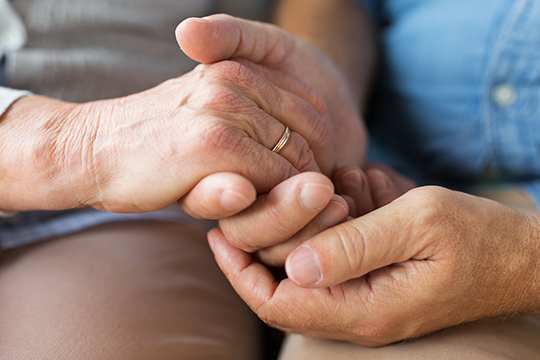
176, 14, 368, 168
209, 185, 540, 347
33, 59, 335, 213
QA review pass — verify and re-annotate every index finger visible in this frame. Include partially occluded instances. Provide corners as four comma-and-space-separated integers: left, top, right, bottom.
207, 228, 373, 344
207, 228, 333, 334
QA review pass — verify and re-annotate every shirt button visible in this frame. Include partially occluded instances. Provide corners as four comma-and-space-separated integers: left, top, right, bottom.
492, 83, 517, 107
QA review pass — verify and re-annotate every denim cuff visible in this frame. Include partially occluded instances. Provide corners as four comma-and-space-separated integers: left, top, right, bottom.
521, 181, 540, 212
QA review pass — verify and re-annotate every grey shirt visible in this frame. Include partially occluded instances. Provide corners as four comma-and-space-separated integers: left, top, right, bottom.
3, 0, 270, 102
0, 0, 272, 244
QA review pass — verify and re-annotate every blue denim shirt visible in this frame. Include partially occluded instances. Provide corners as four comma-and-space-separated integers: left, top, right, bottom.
358, 0, 540, 206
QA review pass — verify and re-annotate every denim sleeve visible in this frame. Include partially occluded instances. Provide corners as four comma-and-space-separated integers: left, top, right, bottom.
521, 181, 540, 211
355, 0, 378, 18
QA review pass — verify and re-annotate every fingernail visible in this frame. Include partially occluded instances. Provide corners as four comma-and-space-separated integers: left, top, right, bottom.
220, 189, 251, 212
299, 183, 334, 211
369, 170, 390, 197
340, 169, 364, 198
317, 199, 348, 229
183, 17, 209, 27
287, 246, 322, 286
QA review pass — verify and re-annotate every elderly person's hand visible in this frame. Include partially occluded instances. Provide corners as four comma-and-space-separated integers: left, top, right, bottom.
0, 58, 334, 213
176, 14, 368, 168
207, 183, 540, 347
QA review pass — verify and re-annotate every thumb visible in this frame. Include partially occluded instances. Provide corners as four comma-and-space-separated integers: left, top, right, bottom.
284, 197, 425, 288
176, 14, 295, 65
178, 172, 256, 220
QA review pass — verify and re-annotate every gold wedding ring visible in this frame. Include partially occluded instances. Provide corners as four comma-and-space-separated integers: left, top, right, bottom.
272, 126, 290, 154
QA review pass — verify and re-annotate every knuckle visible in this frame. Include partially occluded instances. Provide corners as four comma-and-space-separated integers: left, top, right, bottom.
409, 186, 450, 221
308, 111, 333, 151
256, 308, 277, 328
406, 185, 449, 206
291, 136, 317, 172
257, 299, 306, 330
219, 220, 252, 252
404, 186, 458, 250
307, 87, 330, 119
233, 58, 259, 72
194, 84, 244, 110
205, 60, 256, 85
193, 62, 265, 113
278, 69, 329, 119
193, 63, 207, 73
283, 94, 332, 154
266, 204, 300, 238
333, 224, 366, 274
193, 118, 243, 155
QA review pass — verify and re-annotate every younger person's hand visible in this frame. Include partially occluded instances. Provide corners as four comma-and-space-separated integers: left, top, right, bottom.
209, 186, 540, 347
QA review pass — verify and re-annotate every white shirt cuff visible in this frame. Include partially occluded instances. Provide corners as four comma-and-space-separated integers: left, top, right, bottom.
0, 210, 18, 218
0, 86, 31, 118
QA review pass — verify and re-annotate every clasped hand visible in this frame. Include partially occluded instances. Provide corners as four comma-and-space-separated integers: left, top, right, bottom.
176, 17, 540, 350
52, 14, 366, 215
210, 183, 540, 347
